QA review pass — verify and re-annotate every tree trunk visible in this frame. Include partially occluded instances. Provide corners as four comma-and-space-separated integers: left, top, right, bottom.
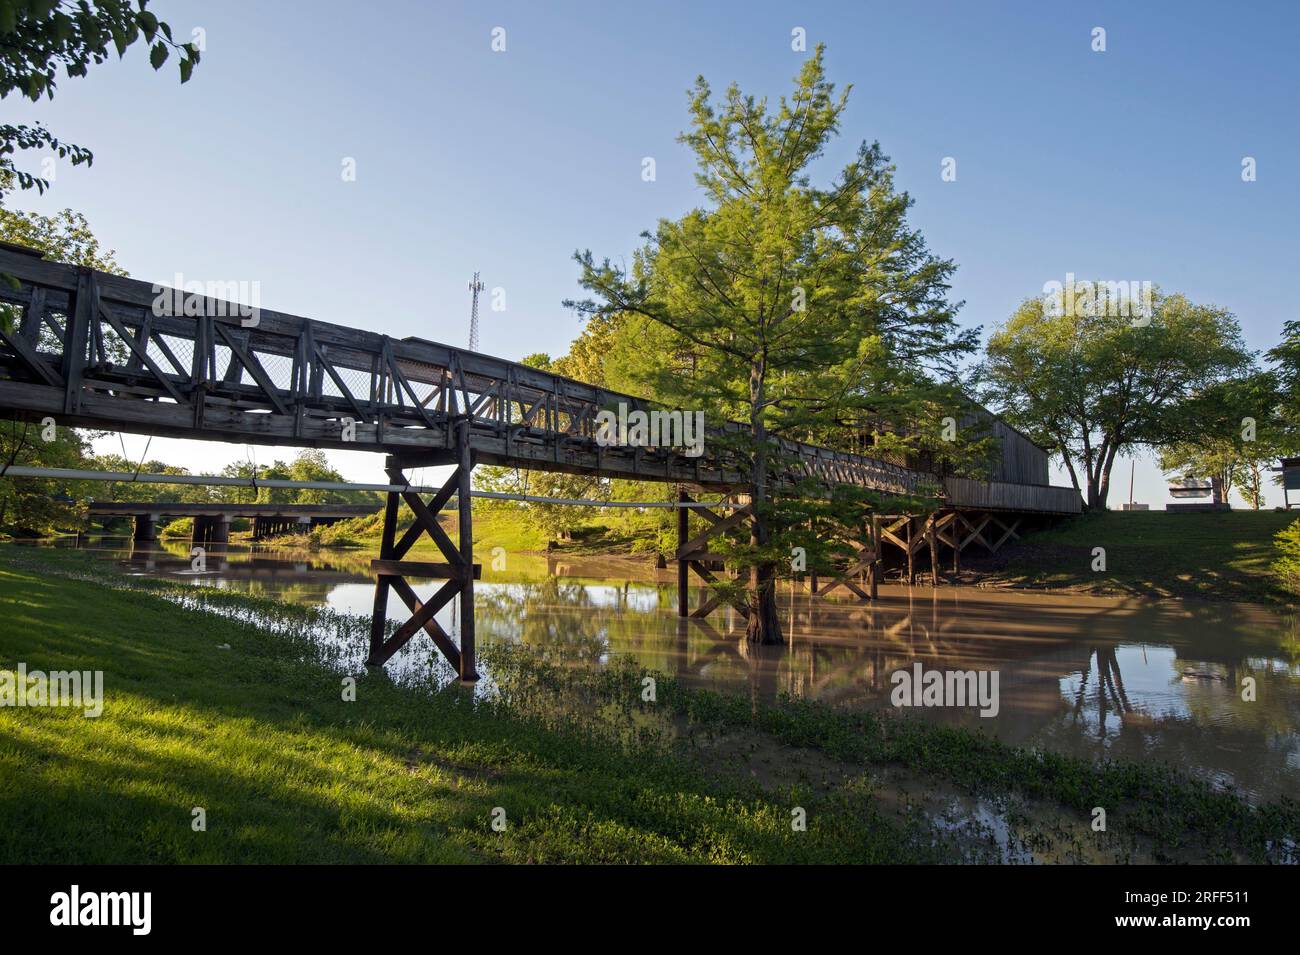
1088, 438, 1121, 510
1084, 473, 1101, 510
746, 558, 783, 644
746, 353, 783, 645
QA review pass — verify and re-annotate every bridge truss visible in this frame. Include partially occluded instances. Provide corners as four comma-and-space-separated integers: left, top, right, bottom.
0, 244, 1076, 680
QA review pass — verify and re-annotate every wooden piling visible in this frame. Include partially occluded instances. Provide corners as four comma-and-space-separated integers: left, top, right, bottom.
456, 419, 478, 681
952, 514, 961, 579
869, 514, 881, 600
367, 490, 399, 666
906, 516, 916, 585
927, 515, 940, 586
677, 488, 689, 617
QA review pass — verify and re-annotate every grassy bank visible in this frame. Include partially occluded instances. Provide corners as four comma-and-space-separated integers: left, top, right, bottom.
1, 546, 1295, 863
305, 504, 658, 559
967, 510, 1297, 605
0, 547, 928, 863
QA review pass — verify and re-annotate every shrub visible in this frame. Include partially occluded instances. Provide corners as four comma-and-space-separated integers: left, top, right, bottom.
1273, 519, 1300, 594
160, 516, 193, 539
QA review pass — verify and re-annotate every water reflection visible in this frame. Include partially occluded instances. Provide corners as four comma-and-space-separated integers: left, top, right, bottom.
27, 535, 1300, 803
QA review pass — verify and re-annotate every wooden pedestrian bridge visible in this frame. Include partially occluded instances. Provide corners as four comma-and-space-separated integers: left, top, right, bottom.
0, 242, 1081, 680
86, 501, 379, 546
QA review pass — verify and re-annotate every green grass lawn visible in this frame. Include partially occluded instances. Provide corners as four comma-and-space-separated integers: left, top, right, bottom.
1, 545, 1295, 864
975, 510, 1299, 605
0, 548, 925, 864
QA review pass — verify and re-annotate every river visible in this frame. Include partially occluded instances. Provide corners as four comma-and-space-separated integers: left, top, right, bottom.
28, 536, 1300, 805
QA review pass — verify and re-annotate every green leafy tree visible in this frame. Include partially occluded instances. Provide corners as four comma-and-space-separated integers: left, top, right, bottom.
1156, 372, 1289, 509
1268, 321, 1300, 446
567, 48, 970, 643
219, 450, 366, 506
1, 168, 127, 336
0, 186, 128, 530
1, 0, 199, 201
81, 452, 190, 501
0, 171, 125, 271
984, 287, 1254, 510
0, 417, 88, 532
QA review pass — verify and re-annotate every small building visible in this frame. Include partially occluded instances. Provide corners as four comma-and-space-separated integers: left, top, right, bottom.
1167, 475, 1229, 512
1281, 457, 1300, 509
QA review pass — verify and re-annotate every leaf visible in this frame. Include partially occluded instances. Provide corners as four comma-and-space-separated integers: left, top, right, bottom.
150, 41, 168, 70
52, 12, 73, 42
179, 56, 193, 84
137, 10, 158, 41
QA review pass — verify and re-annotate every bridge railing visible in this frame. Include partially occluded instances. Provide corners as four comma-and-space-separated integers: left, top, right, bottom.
0, 243, 930, 495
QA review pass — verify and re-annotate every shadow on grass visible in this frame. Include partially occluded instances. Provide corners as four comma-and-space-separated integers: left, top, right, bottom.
0, 555, 927, 864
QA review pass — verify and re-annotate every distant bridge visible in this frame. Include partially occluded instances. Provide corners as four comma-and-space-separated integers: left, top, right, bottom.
86, 501, 379, 546
0, 242, 1081, 681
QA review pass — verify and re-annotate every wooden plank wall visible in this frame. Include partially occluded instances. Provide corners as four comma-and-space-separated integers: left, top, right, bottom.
989, 418, 1049, 485
943, 476, 1081, 514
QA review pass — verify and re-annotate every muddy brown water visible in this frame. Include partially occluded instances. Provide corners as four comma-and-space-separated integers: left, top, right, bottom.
28, 536, 1300, 806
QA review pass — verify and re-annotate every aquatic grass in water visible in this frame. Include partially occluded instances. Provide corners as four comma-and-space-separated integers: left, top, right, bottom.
484, 643, 1300, 864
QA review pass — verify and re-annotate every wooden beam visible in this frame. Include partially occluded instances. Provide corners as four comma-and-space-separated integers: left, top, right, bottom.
387, 576, 462, 672
675, 503, 754, 560
370, 559, 481, 579
366, 491, 399, 666
928, 514, 941, 585
456, 418, 478, 681
961, 514, 992, 550
988, 516, 1022, 553
0, 326, 62, 387
906, 516, 916, 585
677, 487, 689, 617
391, 466, 461, 559
373, 578, 459, 665
687, 560, 749, 619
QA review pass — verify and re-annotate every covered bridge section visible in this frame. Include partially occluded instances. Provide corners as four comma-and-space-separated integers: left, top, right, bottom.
86, 501, 379, 546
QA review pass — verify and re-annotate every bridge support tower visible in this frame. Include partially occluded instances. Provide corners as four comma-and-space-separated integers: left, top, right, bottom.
366, 419, 479, 682
133, 513, 158, 542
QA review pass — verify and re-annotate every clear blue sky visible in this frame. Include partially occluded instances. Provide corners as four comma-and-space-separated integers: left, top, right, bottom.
8, 0, 1297, 506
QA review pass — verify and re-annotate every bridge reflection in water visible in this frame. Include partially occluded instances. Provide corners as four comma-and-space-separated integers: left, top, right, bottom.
44, 537, 1300, 805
